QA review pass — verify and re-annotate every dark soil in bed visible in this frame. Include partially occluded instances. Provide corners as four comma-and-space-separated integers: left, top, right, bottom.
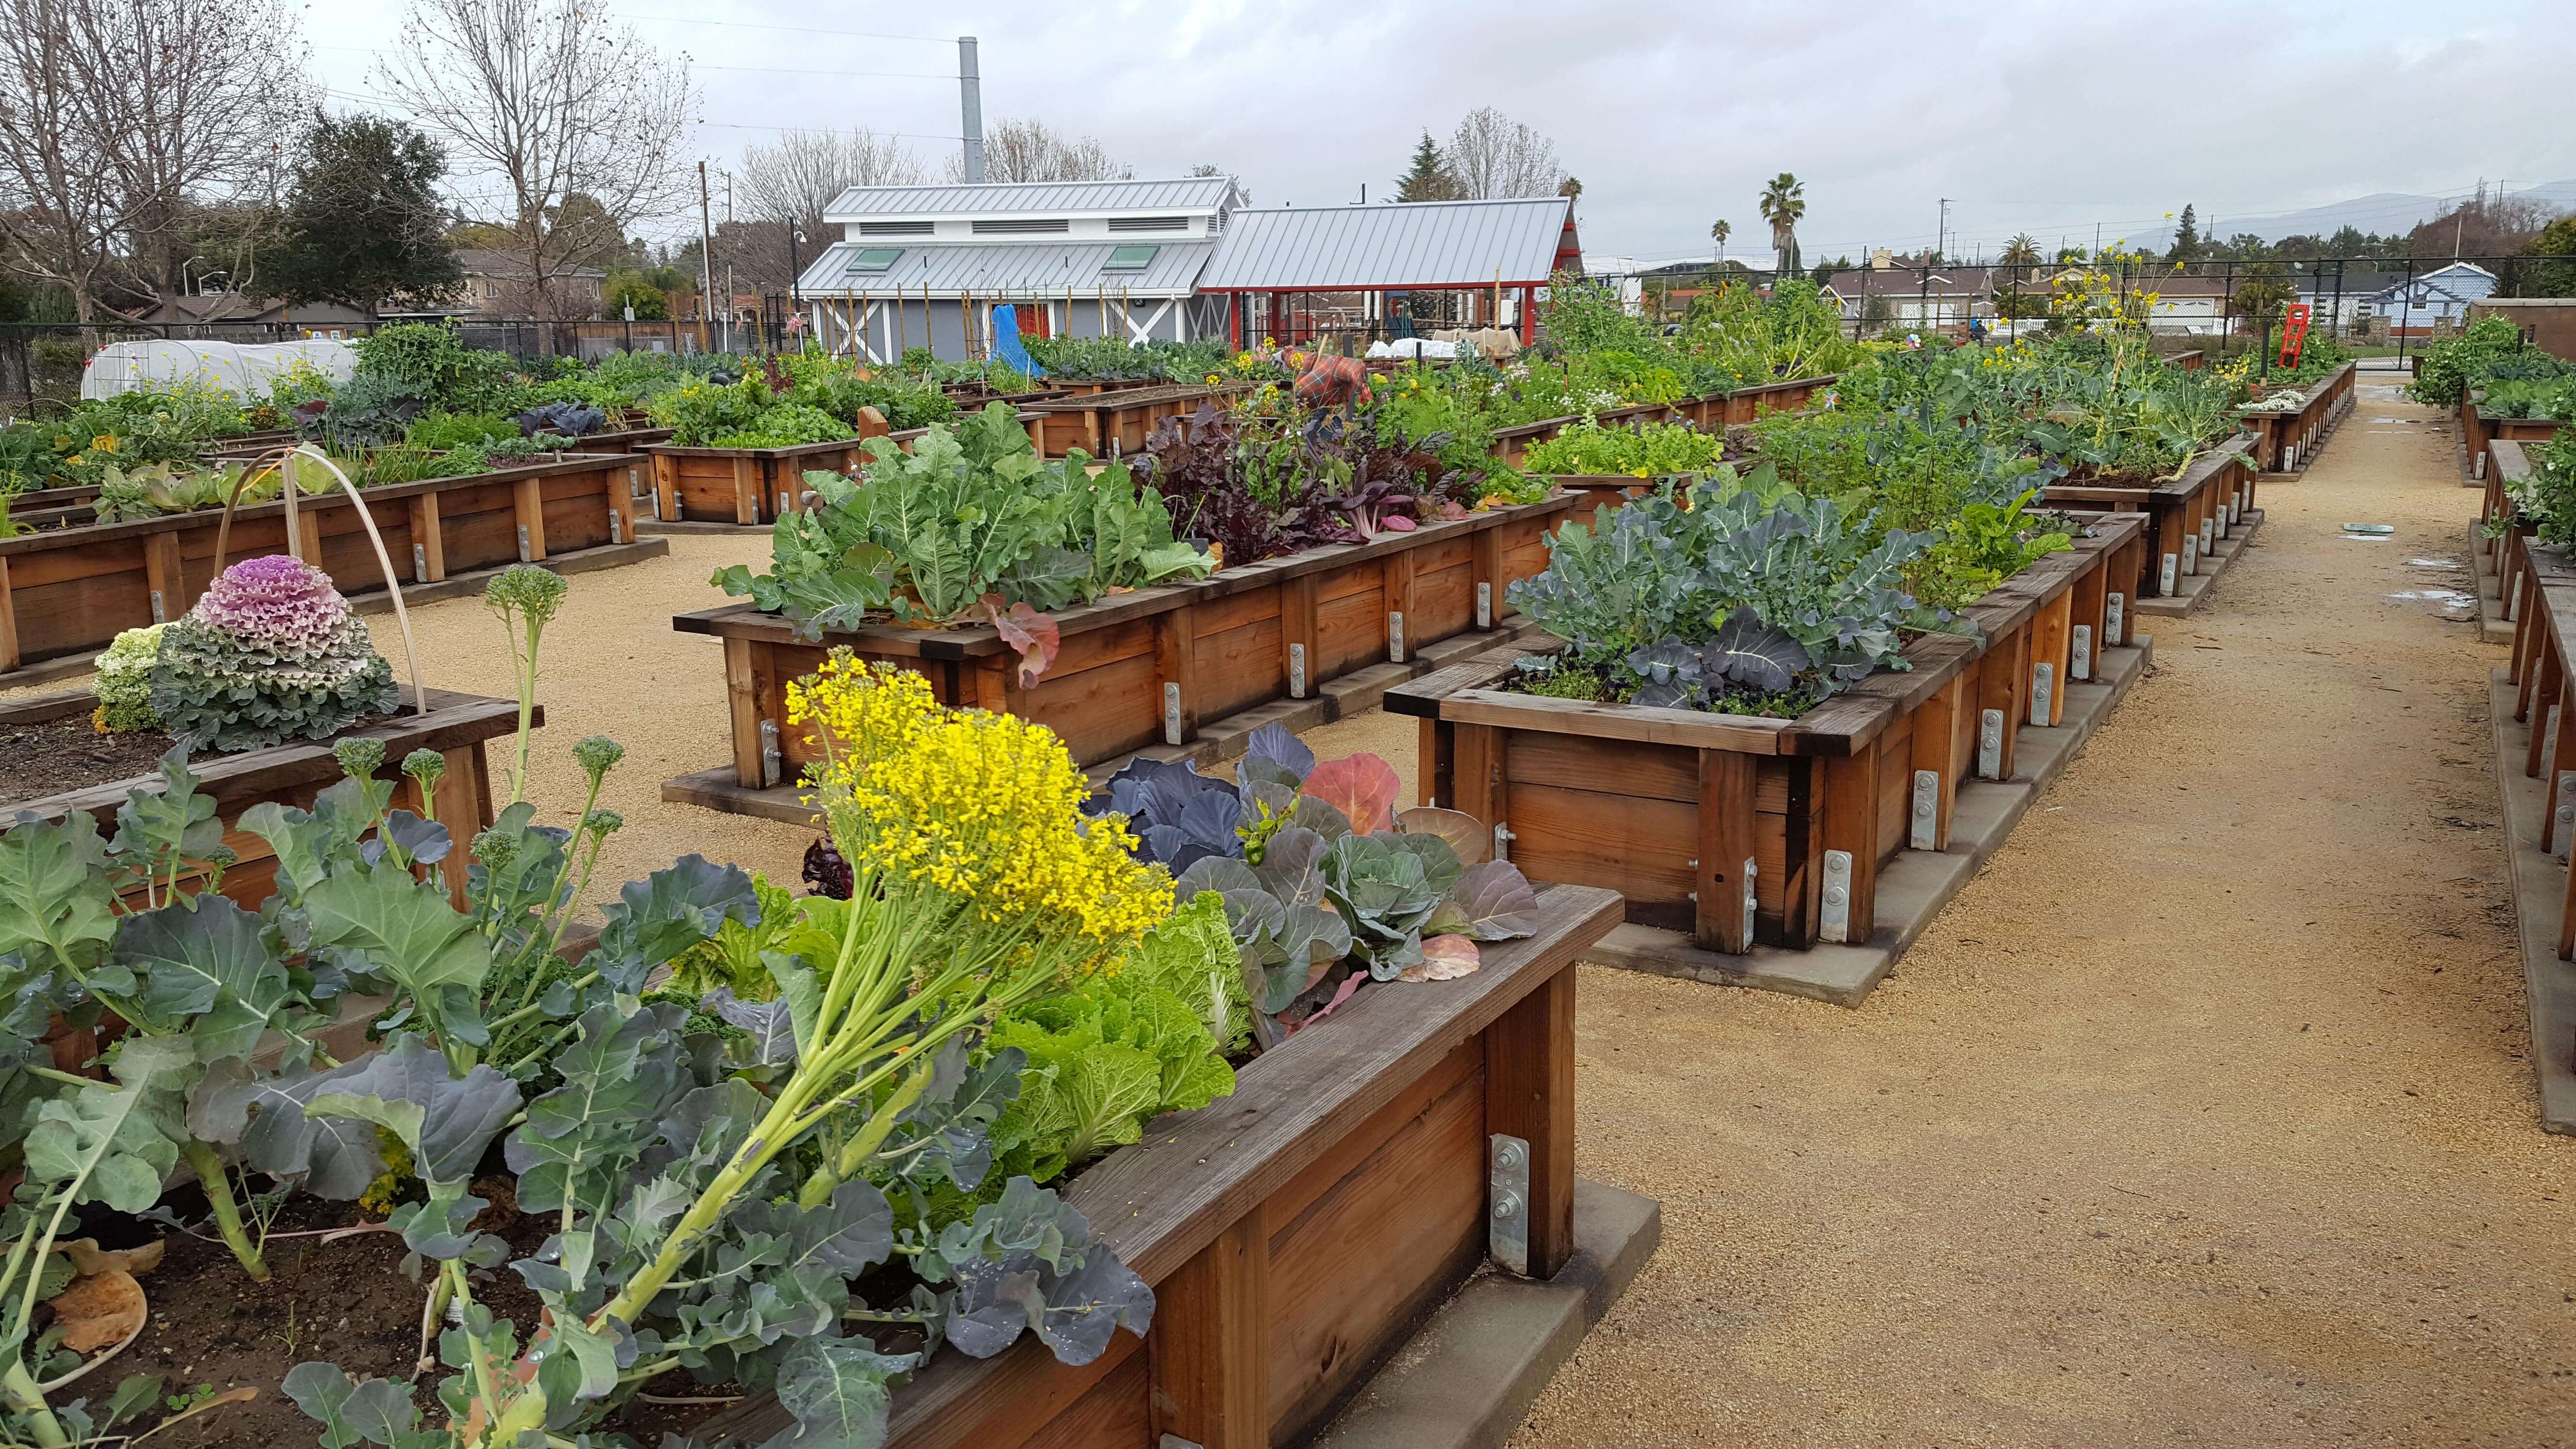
0, 710, 179, 802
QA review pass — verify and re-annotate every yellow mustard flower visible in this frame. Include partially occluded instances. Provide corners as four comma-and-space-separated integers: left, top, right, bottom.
90, 434, 118, 453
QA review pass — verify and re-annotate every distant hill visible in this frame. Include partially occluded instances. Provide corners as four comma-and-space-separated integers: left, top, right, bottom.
2188, 181, 2576, 245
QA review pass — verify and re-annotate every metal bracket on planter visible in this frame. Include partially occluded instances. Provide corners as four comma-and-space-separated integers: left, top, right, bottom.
1158, 1437, 1207, 1449
2105, 592, 2125, 647
149, 589, 165, 625
1476, 581, 1492, 630
2181, 535, 2198, 578
516, 524, 532, 563
2557, 773, 2576, 861
1493, 821, 1516, 863
2028, 661, 2053, 727
2069, 625, 2093, 681
1489, 1134, 1531, 1276
1162, 682, 1184, 746
2159, 553, 2179, 595
2200, 515, 2216, 555
758, 719, 782, 788
1819, 849, 1853, 943
1910, 770, 1940, 850
609, 509, 624, 545
1388, 611, 1406, 663
1288, 642, 1307, 698
1977, 708, 2005, 779
414, 543, 429, 584
655, 488, 673, 522
2547, 708, 2563, 784
1739, 857, 1758, 944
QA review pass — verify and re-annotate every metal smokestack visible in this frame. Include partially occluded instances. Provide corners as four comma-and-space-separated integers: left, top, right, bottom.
958, 37, 985, 183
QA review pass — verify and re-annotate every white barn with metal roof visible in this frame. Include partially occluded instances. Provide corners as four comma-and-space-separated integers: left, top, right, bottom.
793, 175, 1245, 362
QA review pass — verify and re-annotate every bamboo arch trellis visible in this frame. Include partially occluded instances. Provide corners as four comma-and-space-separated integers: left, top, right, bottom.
210, 442, 430, 719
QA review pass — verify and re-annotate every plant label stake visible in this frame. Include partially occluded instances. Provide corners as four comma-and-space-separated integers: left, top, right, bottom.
2070, 625, 2093, 681
1477, 581, 1492, 630
758, 719, 782, 788
1387, 611, 1406, 663
1289, 642, 1307, 698
1910, 771, 1940, 851
1489, 1134, 1531, 1275
1819, 850, 1853, 943
1162, 682, 1184, 746
1978, 708, 2005, 779
2159, 553, 2179, 596
2105, 593, 2125, 646
2557, 772, 2576, 861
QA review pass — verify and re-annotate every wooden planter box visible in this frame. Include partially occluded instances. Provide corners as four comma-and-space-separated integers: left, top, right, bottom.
0, 687, 524, 910
0, 451, 643, 675
2485, 441, 2544, 622
641, 415, 1048, 526
671, 496, 1576, 793
2239, 362, 2355, 471
1485, 376, 1838, 467
1387, 515, 2147, 954
691, 881, 1625, 1449
1019, 385, 1237, 457
2041, 432, 2257, 600
2474, 410, 2565, 481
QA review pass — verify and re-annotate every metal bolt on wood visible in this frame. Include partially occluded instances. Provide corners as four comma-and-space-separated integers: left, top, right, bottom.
1819, 850, 1853, 943
1978, 708, 2005, 778
1910, 771, 1940, 850
2159, 553, 2179, 595
1489, 1134, 1531, 1275
516, 524, 532, 563
2557, 773, 2576, 861
1289, 642, 1307, 698
758, 719, 782, 788
2029, 661, 2053, 726
149, 589, 165, 624
414, 543, 428, 583
1493, 821, 1516, 862
2070, 625, 2093, 681
1476, 581, 1492, 629
1388, 611, 1406, 663
2106, 592, 2125, 645
1162, 682, 1184, 746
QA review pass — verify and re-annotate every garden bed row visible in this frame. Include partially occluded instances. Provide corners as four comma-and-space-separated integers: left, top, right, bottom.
2481, 521, 2576, 1133
1388, 514, 2147, 981
663, 494, 1576, 817
1485, 375, 1836, 466
2042, 431, 2259, 609
2241, 361, 2357, 472
639, 413, 1048, 526
0, 449, 650, 676
2466, 399, 2566, 482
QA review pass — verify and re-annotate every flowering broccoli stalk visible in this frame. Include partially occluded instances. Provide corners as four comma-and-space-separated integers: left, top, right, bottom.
482, 564, 566, 805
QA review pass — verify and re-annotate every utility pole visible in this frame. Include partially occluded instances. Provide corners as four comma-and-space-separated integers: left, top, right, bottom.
698, 160, 715, 355
958, 37, 986, 183
1938, 198, 1950, 263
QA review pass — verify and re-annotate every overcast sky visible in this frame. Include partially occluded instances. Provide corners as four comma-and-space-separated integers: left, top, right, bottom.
306, 0, 2576, 265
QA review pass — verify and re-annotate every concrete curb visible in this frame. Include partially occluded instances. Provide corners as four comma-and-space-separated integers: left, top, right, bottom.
1310, 1179, 1661, 1449
2135, 508, 2262, 616
2483, 668, 2576, 1135
1584, 634, 2155, 1007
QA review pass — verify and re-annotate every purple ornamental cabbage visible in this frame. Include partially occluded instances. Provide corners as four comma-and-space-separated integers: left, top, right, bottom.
150, 553, 398, 752
190, 554, 354, 657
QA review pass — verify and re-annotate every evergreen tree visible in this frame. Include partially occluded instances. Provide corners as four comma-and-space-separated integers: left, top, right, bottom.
2169, 204, 2202, 262
1396, 130, 1460, 202
267, 111, 462, 310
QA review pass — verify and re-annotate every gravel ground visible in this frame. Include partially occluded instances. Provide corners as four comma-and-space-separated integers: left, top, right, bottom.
1509, 376, 2576, 1447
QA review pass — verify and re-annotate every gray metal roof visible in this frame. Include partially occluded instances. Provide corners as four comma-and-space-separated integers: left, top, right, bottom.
792, 238, 1217, 299
1199, 197, 1575, 290
821, 176, 1239, 221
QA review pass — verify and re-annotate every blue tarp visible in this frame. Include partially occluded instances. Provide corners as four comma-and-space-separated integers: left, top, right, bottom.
990, 304, 1045, 378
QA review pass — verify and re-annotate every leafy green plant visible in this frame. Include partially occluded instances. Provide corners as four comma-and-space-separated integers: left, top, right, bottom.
1525, 419, 1727, 477
2410, 314, 2530, 408
403, 411, 520, 451
89, 625, 164, 732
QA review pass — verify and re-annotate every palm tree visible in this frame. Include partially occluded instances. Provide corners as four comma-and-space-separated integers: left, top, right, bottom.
1710, 218, 1730, 269
1758, 173, 1805, 276
2000, 233, 2041, 276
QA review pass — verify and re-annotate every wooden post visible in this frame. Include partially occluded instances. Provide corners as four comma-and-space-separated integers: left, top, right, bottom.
1420, 718, 1453, 807
430, 744, 484, 909
2518, 623, 2557, 727
409, 494, 446, 582
297, 507, 325, 569
2527, 646, 2563, 780
2547, 678, 2576, 855
1384, 551, 1417, 662
1773, 757, 1823, 948
724, 638, 768, 789
0, 555, 18, 672
1470, 527, 1503, 630
1155, 604, 1200, 744
2068, 546, 2108, 683
1150, 1215, 1269, 1449
1910, 672, 1967, 851
1484, 962, 1575, 1281
731, 457, 758, 527
608, 466, 636, 547
1452, 724, 1504, 839
1977, 624, 2029, 780
1819, 742, 1881, 943
651, 455, 680, 524
1695, 749, 1758, 953
514, 475, 549, 562
2029, 589, 2073, 727
143, 531, 184, 625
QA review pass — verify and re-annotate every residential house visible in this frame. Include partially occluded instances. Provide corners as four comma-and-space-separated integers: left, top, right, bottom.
453, 248, 609, 320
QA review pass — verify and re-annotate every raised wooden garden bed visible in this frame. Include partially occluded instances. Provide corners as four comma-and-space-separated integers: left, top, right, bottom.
1388, 515, 2147, 962
0, 686, 525, 911
664, 496, 1577, 814
1019, 384, 1237, 457
2468, 405, 2565, 481
640, 415, 1045, 526
690, 881, 1631, 1449
2042, 432, 2257, 602
0, 451, 645, 676
1485, 376, 1837, 467
2484, 535, 2576, 1131
2240, 361, 2356, 472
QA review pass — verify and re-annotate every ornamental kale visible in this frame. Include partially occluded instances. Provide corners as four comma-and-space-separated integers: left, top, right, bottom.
149, 556, 399, 752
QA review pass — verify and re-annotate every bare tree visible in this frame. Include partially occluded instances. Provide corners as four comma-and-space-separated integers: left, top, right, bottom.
739, 128, 926, 227
376, 0, 697, 320
943, 118, 1132, 184
0, 0, 308, 324
1444, 108, 1564, 200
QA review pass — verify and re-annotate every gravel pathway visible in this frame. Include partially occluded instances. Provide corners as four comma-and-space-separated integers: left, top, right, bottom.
1510, 375, 2576, 1447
